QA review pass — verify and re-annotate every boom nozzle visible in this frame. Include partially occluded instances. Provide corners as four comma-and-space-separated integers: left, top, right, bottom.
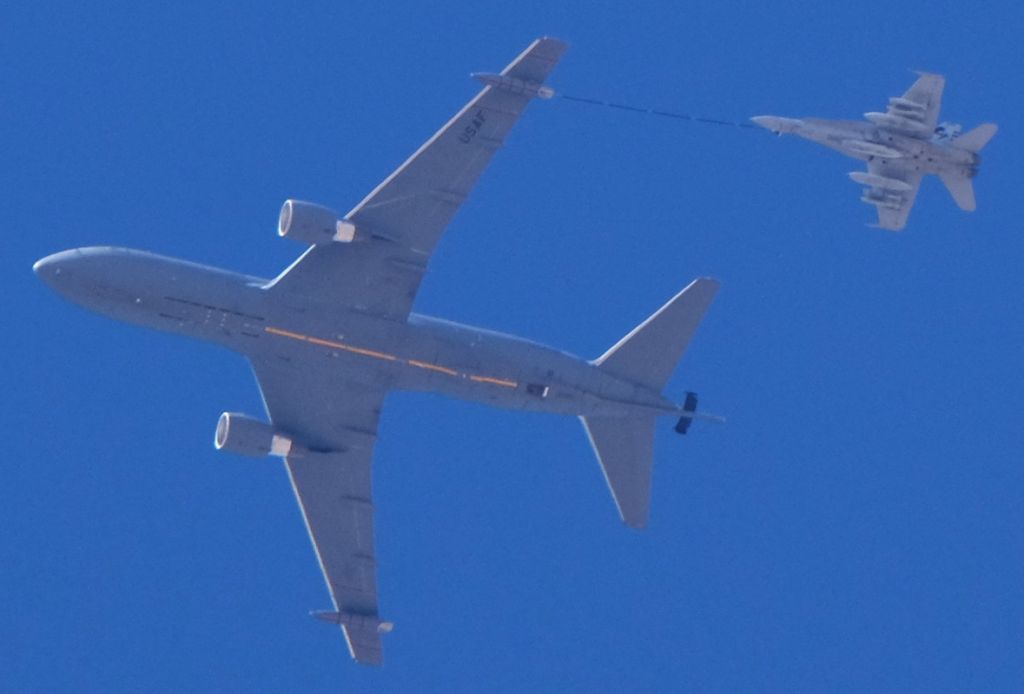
674, 392, 726, 434
674, 392, 699, 434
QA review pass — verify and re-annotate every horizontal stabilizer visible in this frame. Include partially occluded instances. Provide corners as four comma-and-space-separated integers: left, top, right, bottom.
952, 123, 998, 153
581, 416, 657, 528
939, 173, 976, 212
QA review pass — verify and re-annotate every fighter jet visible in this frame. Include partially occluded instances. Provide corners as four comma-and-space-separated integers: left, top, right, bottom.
752, 73, 997, 231
34, 38, 720, 665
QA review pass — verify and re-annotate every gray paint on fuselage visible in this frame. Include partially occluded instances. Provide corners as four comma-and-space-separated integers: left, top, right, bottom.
778, 118, 978, 177
35, 246, 674, 420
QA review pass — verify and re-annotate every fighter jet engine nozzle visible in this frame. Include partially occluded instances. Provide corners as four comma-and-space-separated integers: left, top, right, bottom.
278, 200, 358, 246
215, 412, 294, 458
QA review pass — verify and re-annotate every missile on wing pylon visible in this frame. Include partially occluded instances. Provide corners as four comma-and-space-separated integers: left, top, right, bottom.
888, 96, 927, 112
860, 191, 903, 209
864, 111, 931, 133
848, 171, 913, 191
842, 139, 904, 159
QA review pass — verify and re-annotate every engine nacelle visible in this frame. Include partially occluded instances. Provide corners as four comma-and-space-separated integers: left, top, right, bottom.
278, 199, 357, 245
214, 412, 294, 458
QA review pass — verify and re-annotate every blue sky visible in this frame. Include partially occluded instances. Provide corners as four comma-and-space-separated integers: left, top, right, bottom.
4, 2, 1022, 692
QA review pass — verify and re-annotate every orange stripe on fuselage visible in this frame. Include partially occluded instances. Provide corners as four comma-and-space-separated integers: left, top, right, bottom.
407, 359, 459, 376
263, 325, 520, 392
468, 374, 518, 388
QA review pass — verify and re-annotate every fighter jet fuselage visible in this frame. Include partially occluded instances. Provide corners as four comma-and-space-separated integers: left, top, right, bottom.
757, 117, 979, 179
752, 73, 997, 230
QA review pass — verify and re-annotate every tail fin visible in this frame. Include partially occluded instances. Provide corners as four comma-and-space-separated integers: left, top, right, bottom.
939, 173, 977, 211
582, 278, 720, 529
593, 278, 720, 391
952, 123, 998, 153
581, 415, 657, 528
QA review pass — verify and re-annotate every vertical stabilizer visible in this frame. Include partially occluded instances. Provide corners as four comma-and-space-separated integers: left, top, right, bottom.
583, 277, 720, 529
951, 123, 998, 153
939, 173, 977, 211
594, 278, 720, 391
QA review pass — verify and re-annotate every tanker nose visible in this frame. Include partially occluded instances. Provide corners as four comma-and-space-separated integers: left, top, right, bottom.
33, 249, 82, 293
33, 247, 133, 306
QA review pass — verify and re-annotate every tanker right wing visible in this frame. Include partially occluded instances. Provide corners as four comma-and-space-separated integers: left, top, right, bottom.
267, 37, 567, 322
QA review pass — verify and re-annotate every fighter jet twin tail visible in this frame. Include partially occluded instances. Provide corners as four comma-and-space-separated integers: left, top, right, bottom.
35, 38, 995, 666
753, 72, 997, 230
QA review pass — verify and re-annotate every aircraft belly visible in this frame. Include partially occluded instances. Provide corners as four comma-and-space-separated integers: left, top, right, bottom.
67, 260, 673, 421
244, 302, 672, 420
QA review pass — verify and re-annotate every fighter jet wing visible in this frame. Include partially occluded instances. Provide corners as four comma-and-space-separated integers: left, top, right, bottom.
887, 72, 945, 131
864, 160, 923, 231
268, 37, 567, 321
248, 354, 390, 665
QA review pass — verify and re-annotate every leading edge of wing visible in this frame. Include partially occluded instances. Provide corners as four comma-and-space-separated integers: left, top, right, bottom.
265, 37, 567, 322
342, 36, 568, 243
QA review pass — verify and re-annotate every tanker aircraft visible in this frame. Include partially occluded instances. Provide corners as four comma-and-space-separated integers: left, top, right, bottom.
34, 38, 719, 665
752, 72, 997, 230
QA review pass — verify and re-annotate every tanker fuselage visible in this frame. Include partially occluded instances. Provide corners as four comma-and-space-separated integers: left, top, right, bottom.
33, 247, 676, 420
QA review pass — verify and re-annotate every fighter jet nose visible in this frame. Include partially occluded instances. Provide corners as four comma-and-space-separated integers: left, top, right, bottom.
751, 115, 801, 134
750, 116, 780, 131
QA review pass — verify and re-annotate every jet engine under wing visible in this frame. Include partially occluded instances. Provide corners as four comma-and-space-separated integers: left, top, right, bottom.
268, 37, 567, 322
863, 160, 923, 232
248, 354, 390, 665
